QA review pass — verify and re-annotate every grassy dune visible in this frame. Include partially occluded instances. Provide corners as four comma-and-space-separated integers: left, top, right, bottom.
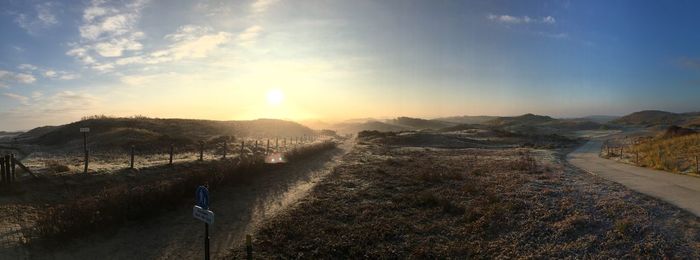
630, 133, 700, 173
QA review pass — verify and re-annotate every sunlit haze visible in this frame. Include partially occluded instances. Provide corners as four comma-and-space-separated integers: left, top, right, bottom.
1, 0, 700, 130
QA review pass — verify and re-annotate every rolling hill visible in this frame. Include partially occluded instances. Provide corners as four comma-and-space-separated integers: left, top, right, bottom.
331, 120, 410, 134
18, 117, 316, 150
433, 115, 498, 124
484, 113, 556, 126
611, 110, 700, 127
386, 117, 455, 130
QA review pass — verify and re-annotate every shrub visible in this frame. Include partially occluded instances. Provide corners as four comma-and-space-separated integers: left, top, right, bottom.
44, 160, 71, 173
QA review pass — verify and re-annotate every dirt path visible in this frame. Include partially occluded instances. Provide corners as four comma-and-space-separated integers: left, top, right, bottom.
29, 139, 354, 259
568, 139, 700, 216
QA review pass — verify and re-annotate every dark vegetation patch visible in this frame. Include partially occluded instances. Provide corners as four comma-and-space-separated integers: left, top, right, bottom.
229, 141, 700, 258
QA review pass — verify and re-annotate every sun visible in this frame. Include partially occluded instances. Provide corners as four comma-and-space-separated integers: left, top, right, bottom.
266, 89, 284, 106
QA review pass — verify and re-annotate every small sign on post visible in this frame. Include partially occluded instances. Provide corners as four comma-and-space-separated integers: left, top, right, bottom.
80, 128, 90, 133
194, 185, 214, 260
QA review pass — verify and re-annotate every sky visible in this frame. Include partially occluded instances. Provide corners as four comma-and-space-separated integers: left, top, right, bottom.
1, 0, 700, 131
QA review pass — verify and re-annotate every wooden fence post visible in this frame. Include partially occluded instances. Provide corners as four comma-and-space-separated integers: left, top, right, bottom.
254, 140, 258, 155
4, 155, 10, 184
275, 137, 279, 151
199, 141, 204, 161
240, 141, 245, 158
130, 145, 135, 169
246, 234, 253, 260
266, 139, 270, 155
0, 156, 5, 184
169, 144, 174, 165
84, 149, 89, 174
223, 140, 227, 159
10, 154, 16, 182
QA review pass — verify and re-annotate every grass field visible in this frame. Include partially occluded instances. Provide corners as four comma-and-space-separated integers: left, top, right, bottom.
228, 132, 700, 258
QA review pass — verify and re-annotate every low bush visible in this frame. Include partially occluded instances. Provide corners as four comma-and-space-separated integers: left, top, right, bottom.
44, 160, 71, 173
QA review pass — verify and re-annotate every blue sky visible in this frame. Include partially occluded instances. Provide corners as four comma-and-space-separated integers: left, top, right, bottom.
1, 0, 700, 130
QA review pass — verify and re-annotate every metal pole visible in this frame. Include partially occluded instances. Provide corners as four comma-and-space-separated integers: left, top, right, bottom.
205, 223, 210, 260
169, 144, 174, 165
84, 132, 89, 174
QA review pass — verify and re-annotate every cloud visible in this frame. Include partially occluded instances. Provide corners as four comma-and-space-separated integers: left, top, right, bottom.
539, 32, 568, 39
2, 93, 30, 105
542, 16, 556, 24
251, 0, 278, 15
237, 25, 263, 47
112, 25, 232, 67
678, 57, 700, 71
0, 70, 37, 87
68, 0, 148, 67
15, 64, 79, 80
17, 64, 38, 71
14, 2, 59, 34
94, 33, 144, 57
43, 69, 80, 80
40, 91, 99, 113
487, 14, 556, 25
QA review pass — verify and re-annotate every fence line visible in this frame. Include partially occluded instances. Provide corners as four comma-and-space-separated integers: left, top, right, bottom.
601, 138, 700, 174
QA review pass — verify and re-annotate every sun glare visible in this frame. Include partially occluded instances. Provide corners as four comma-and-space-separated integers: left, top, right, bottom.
266, 89, 284, 106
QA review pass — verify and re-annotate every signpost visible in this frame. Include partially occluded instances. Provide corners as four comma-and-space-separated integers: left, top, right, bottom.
194, 186, 214, 260
80, 128, 90, 174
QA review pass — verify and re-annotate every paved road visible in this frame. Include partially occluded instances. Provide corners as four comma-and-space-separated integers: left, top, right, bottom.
568, 140, 700, 216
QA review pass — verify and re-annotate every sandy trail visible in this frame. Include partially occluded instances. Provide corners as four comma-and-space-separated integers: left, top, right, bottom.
568, 139, 700, 217
30, 139, 353, 259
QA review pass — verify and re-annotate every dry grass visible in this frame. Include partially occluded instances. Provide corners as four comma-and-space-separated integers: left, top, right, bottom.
629, 133, 700, 173
228, 140, 700, 258
29, 141, 337, 245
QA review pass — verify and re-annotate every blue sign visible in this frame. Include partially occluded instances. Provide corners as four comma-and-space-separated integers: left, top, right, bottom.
196, 186, 209, 209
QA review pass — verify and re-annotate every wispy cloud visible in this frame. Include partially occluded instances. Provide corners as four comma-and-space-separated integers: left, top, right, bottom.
678, 57, 700, 71
14, 2, 59, 34
539, 31, 568, 39
251, 0, 278, 15
67, 0, 148, 70
487, 14, 556, 25
16, 64, 79, 80
17, 64, 38, 71
237, 25, 263, 47
112, 25, 232, 68
2, 93, 30, 105
0, 70, 37, 87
